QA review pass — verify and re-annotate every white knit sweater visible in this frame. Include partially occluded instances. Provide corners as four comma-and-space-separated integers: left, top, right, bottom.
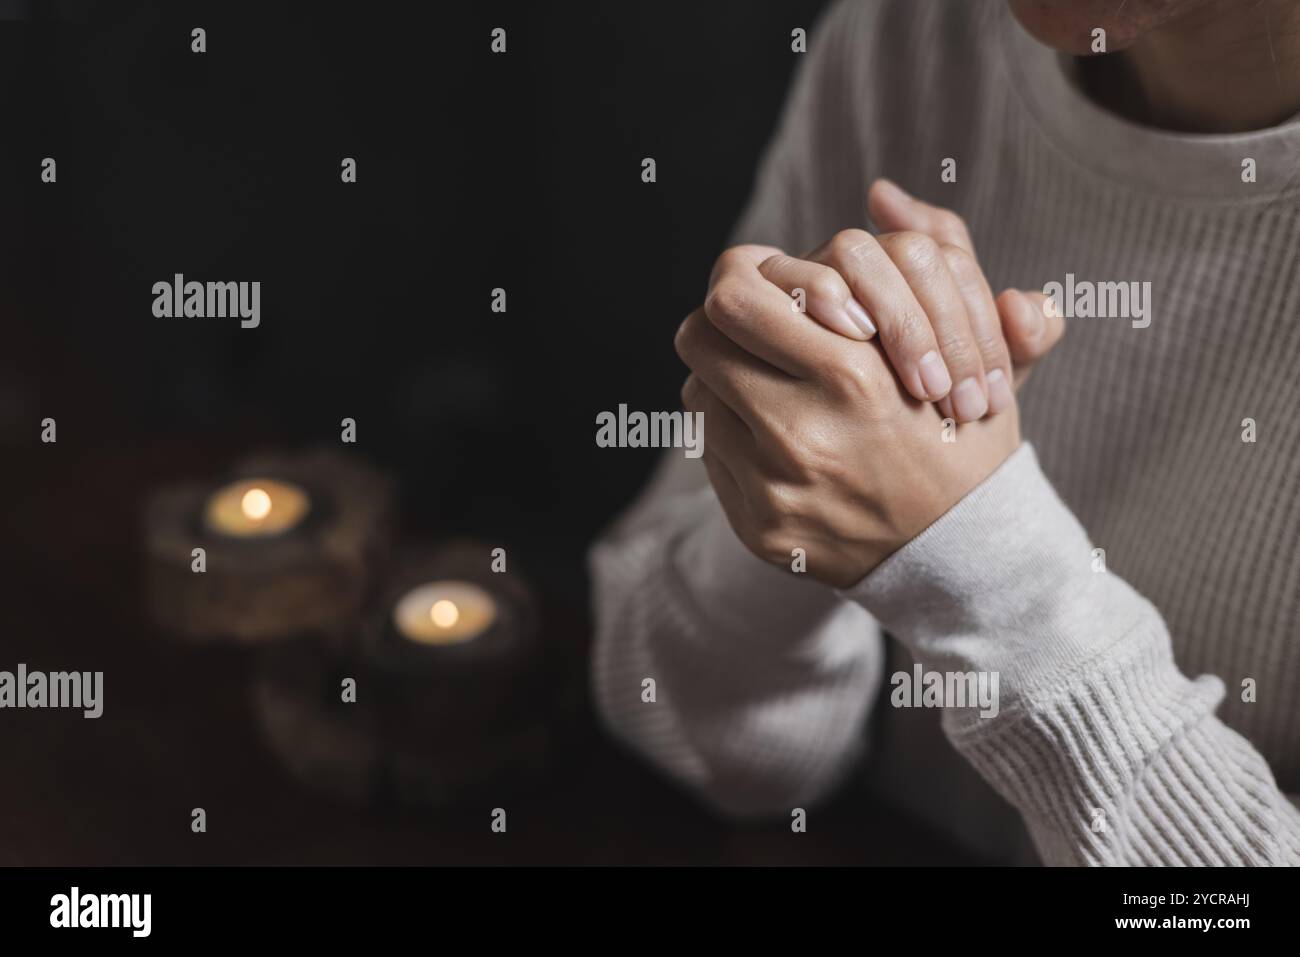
589, 0, 1300, 865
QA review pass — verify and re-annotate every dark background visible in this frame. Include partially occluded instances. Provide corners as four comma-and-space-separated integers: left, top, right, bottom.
0, 0, 973, 864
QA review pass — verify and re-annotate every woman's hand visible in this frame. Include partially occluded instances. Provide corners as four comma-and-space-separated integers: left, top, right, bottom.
675, 185, 1065, 586
747, 179, 1062, 421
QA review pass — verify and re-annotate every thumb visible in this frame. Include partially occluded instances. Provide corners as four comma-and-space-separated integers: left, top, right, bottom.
866, 178, 974, 253
995, 289, 1066, 390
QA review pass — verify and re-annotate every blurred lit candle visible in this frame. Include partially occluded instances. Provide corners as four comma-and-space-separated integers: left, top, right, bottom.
204, 478, 311, 538
392, 581, 497, 645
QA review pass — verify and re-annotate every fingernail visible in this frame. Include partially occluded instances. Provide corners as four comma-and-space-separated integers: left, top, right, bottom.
986, 368, 1014, 414
824, 305, 871, 341
917, 351, 952, 400
937, 395, 955, 421
951, 377, 988, 421
1031, 292, 1054, 325
844, 298, 877, 337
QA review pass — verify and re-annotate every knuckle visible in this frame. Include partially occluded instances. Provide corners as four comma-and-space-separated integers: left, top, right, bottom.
672, 319, 690, 360
714, 246, 752, 275
974, 332, 1010, 369
748, 478, 785, 520
970, 317, 1009, 356
936, 209, 968, 239
827, 228, 875, 264
806, 269, 847, 306
757, 413, 798, 460
679, 374, 699, 410
883, 307, 931, 354
796, 431, 842, 483
731, 243, 770, 260
829, 355, 880, 402
760, 419, 812, 480
886, 230, 943, 272
673, 311, 702, 363
767, 414, 837, 484
751, 519, 795, 565
736, 483, 792, 557
937, 338, 980, 376
708, 245, 755, 289
703, 277, 749, 327
939, 242, 977, 280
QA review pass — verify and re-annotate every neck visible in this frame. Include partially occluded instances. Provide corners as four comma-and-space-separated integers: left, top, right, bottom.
1121, 0, 1300, 132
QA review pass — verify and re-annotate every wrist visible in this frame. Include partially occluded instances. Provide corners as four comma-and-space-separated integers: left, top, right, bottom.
838, 444, 1160, 697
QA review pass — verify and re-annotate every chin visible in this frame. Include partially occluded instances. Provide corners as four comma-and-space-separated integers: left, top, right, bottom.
1006, 0, 1206, 54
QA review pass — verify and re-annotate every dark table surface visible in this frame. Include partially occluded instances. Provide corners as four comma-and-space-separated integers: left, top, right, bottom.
0, 439, 972, 866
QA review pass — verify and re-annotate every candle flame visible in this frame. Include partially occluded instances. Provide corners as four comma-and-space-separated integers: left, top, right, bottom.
430, 599, 460, 628
241, 487, 273, 522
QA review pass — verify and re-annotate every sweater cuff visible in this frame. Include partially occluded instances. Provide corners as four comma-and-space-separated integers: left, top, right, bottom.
839, 443, 1164, 697
944, 628, 1226, 864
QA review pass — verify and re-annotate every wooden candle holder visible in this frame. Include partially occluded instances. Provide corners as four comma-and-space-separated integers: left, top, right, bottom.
144, 448, 394, 643
252, 542, 555, 809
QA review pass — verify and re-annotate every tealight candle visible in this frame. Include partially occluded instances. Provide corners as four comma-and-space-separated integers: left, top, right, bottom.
254, 541, 547, 807
392, 580, 497, 645
204, 477, 310, 538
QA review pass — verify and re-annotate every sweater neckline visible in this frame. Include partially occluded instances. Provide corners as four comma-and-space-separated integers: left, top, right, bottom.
997, 4, 1300, 207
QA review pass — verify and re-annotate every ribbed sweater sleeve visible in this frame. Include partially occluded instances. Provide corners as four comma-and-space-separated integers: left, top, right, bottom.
842, 444, 1300, 865
589, 456, 884, 818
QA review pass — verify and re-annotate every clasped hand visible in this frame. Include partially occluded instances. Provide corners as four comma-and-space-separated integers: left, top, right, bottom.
676, 179, 1063, 588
